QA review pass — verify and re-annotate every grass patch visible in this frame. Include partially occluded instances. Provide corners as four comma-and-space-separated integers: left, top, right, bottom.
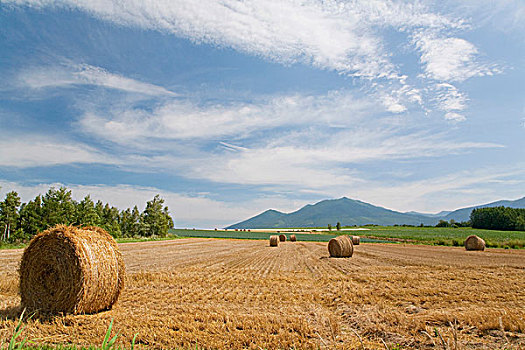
357, 226, 525, 248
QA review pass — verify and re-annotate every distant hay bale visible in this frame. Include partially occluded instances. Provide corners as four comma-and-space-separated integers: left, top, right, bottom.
290, 234, 297, 242
279, 234, 286, 242
328, 235, 354, 258
269, 235, 279, 247
464, 235, 485, 251
19, 225, 125, 314
351, 236, 360, 245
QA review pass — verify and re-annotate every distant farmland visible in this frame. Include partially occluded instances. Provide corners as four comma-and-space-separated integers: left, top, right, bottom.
173, 226, 525, 248
170, 228, 386, 243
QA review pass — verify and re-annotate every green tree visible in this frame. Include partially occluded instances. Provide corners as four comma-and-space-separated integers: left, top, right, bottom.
336, 222, 341, 231
141, 195, 173, 237
100, 203, 121, 237
471, 206, 525, 231
19, 195, 43, 238
41, 187, 76, 228
119, 208, 132, 237
75, 195, 100, 226
0, 191, 21, 241
327, 224, 332, 231
435, 220, 451, 227
95, 200, 105, 222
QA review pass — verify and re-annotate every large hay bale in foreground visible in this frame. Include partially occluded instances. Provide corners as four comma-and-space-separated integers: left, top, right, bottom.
269, 235, 279, 247
279, 234, 286, 242
351, 236, 360, 245
328, 235, 354, 258
464, 235, 485, 251
20, 225, 125, 314
290, 234, 297, 242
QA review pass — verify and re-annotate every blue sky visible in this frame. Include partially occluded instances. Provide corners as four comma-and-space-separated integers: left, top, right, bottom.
1, 0, 524, 227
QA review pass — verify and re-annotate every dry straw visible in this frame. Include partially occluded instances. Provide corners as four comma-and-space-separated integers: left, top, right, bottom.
269, 235, 279, 247
279, 234, 286, 242
290, 234, 297, 242
351, 236, 360, 245
19, 224, 125, 314
464, 235, 485, 251
328, 235, 354, 258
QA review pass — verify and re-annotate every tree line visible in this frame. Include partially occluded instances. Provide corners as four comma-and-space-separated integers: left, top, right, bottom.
470, 206, 525, 231
0, 187, 174, 242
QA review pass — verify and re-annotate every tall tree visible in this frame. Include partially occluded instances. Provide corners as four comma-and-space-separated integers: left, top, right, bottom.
75, 195, 100, 226
142, 195, 173, 237
19, 195, 43, 238
0, 191, 21, 241
41, 187, 76, 228
100, 203, 121, 237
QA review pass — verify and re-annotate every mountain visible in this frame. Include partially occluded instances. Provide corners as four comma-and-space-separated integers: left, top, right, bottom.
443, 197, 525, 222
227, 197, 438, 228
227, 196, 525, 229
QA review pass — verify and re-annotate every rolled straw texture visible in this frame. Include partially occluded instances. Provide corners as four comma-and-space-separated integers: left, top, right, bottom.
351, 236, 360, 245
279, 234, 286, 242
290, 234, 297, 242
328, 235, 354, 258
464, 235, 485, 251
269, 235, 279, 247
19, 225, 125, 314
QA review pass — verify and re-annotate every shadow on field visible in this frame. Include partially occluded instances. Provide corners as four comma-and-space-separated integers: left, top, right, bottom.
0, 304, 66, 323
0, 305, 23, 320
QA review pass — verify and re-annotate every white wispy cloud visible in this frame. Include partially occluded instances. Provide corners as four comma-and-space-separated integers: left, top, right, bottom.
172, 129, 502, 189
413, 31, 498, 82
18, 63, 175, 96
431, 82, 468, 121
78, 91, 375, 143
0, 137, 118, 167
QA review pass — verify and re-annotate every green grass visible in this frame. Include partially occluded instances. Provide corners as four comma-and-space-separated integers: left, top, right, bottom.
0, 241, 28, 250
353, 226, 525, 248
170, 229, 387, 243
2, 314, 137, 350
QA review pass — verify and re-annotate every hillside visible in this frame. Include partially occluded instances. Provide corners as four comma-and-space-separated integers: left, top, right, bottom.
227, 197, 437, 228
227, 196, 525, 229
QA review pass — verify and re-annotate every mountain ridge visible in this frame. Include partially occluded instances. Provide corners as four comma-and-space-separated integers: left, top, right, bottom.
226, 196, 525, 229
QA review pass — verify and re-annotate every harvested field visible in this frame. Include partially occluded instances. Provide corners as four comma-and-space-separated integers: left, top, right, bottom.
1, 239, 525, 349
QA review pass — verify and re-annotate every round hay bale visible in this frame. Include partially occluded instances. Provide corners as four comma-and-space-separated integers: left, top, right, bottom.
464, 235, 485, 251
290, 234, 297, 242
269, 235, 279, 247
19, 225, 125, 314
279, 234, 286, 242
351, 236, 360, 245
328, 235, 354, 258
